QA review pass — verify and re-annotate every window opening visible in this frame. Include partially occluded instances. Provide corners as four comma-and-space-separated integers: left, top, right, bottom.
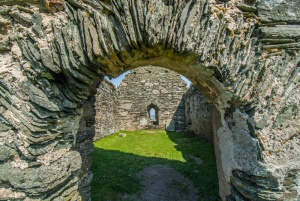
149, 108, 156, 121
148, 104, 159, 125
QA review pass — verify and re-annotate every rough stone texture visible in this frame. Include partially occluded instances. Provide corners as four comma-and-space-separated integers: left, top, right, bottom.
116, 66, 187, 131
94, 79, 118, 141
0, 0, 299, 200
93, 68, 210, 140
185, 85, 213, 141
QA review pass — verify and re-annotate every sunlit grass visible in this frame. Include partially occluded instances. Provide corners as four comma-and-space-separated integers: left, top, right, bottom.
91, 130, 219, 201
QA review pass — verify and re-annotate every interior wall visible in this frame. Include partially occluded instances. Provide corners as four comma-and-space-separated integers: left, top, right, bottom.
93, 66, 215, 139
184, 85, 214, 141
94, 79, 119, 141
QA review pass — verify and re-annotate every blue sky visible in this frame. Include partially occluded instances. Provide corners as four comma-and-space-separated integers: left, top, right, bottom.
105, 71, 131, 87
105, 71, 191, 87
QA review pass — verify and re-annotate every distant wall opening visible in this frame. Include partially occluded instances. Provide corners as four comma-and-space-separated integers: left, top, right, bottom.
148, 104, 159, 125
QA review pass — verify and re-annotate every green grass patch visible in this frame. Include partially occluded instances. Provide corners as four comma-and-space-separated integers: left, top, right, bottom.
91, 130, 219, 200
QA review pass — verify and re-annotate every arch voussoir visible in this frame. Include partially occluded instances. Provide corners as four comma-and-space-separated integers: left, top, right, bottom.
0, 0, 299, 200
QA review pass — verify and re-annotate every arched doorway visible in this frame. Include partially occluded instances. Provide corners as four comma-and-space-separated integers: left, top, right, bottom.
0, 0, 299, 200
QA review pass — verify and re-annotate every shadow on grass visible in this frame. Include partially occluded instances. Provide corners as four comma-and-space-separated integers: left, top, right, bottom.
91, 131, 219, 201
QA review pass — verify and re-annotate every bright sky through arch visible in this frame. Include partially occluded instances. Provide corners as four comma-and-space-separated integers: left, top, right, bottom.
149, 108, 156, 120
105, 71, 191, 87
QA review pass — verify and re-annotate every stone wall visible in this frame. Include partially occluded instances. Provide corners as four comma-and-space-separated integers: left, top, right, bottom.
116, 66, 187, 131
0, 0, 299, 200
76, 97, 96, 200
94, 79, 118, 141
93, 68, 213, 140
185, 85, 213, 141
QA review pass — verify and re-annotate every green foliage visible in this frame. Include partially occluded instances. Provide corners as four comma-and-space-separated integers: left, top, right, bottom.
91, 130, 219, 201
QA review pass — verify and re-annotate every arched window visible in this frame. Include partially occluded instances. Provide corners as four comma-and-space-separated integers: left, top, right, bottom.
147, 104, 159, 125
149, 108, 156, 121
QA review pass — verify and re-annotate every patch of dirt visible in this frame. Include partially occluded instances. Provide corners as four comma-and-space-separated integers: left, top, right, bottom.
122, 165, 199, 201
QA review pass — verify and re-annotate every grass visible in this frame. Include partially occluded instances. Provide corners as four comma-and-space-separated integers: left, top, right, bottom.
91, 129, 219, 201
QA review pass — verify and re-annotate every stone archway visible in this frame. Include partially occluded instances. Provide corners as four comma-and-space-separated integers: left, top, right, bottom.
0, 0, 299, 200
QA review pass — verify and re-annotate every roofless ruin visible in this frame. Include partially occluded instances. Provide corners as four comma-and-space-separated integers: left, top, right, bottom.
0, 0, 299, 200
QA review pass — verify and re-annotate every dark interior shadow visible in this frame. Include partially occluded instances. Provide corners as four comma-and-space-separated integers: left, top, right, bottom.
91, 131, 219, 201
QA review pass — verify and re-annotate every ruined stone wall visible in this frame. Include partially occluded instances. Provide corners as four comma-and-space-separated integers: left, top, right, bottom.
116, 66, 187, 131
94, 79, 119, 141
0, 0, 299, 200
185, 85, 213, 141
93, 69, 214, 138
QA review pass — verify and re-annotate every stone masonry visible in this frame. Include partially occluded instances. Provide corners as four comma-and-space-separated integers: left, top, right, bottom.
94, 79, 118, 141
93, 67, 212, 140
116, 66, 187, 132
185, 85, 214, 142
0, 0, 299, 200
